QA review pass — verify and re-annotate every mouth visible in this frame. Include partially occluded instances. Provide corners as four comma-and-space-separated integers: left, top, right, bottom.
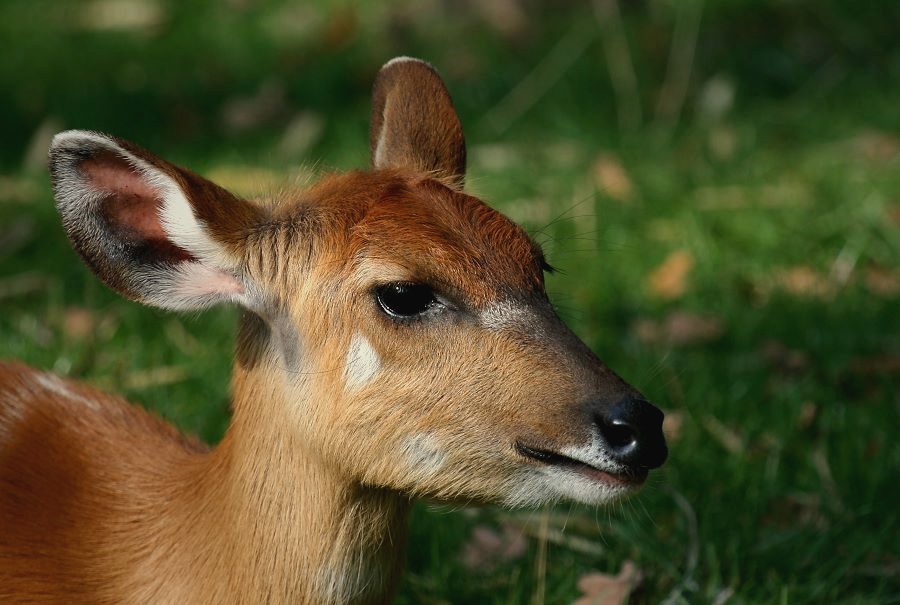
515, 441, 648, 487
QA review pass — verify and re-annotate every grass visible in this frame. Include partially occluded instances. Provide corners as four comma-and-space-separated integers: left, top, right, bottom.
1, 1, 899, 603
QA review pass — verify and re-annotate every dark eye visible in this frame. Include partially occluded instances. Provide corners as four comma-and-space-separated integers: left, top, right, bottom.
375, 283, 439, 319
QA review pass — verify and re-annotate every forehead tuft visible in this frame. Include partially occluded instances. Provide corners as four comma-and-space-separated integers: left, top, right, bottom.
352, 176, 544, 303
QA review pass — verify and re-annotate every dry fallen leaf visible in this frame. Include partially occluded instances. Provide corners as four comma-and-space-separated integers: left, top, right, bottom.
763, 492, 827, 530
322, 5, 358, 49
62, 308, 96, 340
777, 266, 832, 299
864, 266, 900, 297
760, 340, 810, 374
662, 409, 684, 443
124, 366, 188, 390
592, 153, 633, 202
852, 130, 900, 163
664, 312, 723, 344
573, 560, 640, 605
634, 311, 723, 347
460, 523, 527, 573
473, 0, 529, 39
887, 203, 900, 227
77, 0, 165, 32
702, 416, 744, 455
0, 175, 41, 204
849, 355, 900, 376
646, 250, 694, 300
797, 401, 818, 430
0, 273, 48, 300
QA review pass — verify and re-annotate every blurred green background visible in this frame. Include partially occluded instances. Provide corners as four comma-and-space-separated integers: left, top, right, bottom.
1, 0, 898, 603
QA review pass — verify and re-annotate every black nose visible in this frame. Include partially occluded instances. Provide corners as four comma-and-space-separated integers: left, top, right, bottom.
594, 397, 668, 469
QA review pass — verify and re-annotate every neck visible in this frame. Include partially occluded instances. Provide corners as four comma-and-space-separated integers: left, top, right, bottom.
177, 358, 410, 604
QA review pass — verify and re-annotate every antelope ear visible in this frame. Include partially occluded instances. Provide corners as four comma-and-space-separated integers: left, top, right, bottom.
369, 57, 466, 188
48, 130, 266, 311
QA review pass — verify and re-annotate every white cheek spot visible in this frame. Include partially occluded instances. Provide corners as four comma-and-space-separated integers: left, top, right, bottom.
401, 433, 447, 476
344, 333, 380, 390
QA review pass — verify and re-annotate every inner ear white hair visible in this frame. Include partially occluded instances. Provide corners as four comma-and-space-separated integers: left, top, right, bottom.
49, 130, 264, 311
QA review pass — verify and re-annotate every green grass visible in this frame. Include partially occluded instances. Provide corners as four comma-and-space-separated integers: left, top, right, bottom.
2, 1, 899, 603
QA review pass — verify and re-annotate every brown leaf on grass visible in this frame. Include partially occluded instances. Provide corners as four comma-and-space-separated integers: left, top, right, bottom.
702, 416, 744, 455
852, 130, 900, 164
322, 6, 358, 50
592, 153, 633, 202
662, 409, 684, 443
693, 181, 811, 211
646, 250, 694, 300
776, 266, 832, 298
887, 203, 900, 227
473, 0, 529, 39
760, 340, 810, 374
763, 493, 827, 530
460, 524, 527, 573
664, 312, 722, 344
848, 354, 900, 376
62, 308, 96, 340
572, 560, 640, 605
77, 0, 166, 32
124, 366, 187, 390
797, 401, 818, 430
0, 175, 40, 204
634, 312, 723, 347
0, 273, 48, 300
864, 267, 900, 297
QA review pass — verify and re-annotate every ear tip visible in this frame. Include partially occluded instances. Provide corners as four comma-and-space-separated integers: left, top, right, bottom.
49, 130, 115, 162
51, 129, 105, 148
380, 56, 436, 74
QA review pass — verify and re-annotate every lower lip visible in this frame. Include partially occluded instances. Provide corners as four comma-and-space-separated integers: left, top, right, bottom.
573, 464, 647, 487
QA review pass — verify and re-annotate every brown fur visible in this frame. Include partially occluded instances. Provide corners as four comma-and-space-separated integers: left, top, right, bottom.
370, 59, 466, 188
1, 57, 662, 604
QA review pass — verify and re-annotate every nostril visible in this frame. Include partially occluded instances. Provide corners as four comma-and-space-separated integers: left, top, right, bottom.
592, 396, 668, 469
598, 417, 637, 450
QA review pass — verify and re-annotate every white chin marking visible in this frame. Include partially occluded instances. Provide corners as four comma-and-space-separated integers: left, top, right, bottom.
502, 466, 629, 508
503, 438, 633, 507
344, 333, 380, 390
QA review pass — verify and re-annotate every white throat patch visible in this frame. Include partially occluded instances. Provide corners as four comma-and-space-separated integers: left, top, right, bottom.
401, 433, 447, 477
